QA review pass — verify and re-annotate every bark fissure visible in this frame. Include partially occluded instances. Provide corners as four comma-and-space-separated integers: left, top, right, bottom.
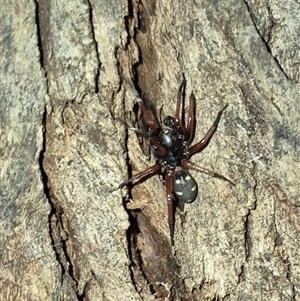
33, 0, 44, 69
36, 74, 90, 297
39, 109, 62, 268
85, 0, 101, 93
117, 1, 195, 299
116, 0, 145, 294
39, 108, 83, 299
242, 0, 289, 80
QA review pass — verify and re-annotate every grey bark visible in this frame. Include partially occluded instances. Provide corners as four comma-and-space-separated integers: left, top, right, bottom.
1, 0, 299, 300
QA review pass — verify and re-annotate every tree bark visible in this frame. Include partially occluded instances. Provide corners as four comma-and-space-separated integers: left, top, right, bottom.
1, 0, 299, 300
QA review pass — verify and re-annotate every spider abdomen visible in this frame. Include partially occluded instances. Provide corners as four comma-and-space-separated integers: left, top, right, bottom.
173, 168, 198, 203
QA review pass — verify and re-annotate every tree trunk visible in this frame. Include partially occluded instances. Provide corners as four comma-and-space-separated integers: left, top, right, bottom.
1, 0, 299, 300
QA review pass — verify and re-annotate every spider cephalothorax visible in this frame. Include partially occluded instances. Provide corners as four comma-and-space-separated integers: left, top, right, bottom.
119, 78, 234, 245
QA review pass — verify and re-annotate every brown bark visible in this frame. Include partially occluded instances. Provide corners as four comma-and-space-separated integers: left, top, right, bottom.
1, 0, 299, 300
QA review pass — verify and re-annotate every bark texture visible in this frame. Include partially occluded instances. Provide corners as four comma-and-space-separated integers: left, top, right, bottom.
1, 0, 299, 300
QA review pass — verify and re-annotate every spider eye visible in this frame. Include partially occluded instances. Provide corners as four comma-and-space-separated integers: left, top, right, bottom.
163, 116, 175, 128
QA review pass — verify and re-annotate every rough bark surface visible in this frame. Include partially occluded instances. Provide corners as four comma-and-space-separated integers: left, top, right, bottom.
1, 0, 299, 301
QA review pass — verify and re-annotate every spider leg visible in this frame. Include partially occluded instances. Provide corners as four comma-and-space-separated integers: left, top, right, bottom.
149, 137, 168, 158
184, 92, 196, 145
136, 96, 159, 136
118, 163, 161, 189
182, 159, 235, 186
174, 78, 186, 134
166, 169, 175, 246
133, 96, 168, 158
187, 104, 228, 157
128, 127, 151, 138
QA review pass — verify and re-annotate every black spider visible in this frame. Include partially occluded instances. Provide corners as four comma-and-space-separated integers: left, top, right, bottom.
119, 78, 234, 245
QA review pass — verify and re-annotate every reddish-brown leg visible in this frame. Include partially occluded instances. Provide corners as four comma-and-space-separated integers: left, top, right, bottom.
118, 163, 161, 188
184, 92, 196, 145
134, 96, 168, 158
174, 78, 186, 134
182, 159, 234, 185
149, 137, 168, 158
136, 97, 159, 135
165, 169, 175, 245
187, 104, 228, 157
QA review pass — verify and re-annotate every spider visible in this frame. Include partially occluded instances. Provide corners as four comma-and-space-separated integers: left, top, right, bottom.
119, 78, 234, 245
